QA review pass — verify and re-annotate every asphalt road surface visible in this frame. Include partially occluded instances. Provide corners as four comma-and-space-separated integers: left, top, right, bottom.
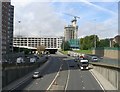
10, 54, 104, 91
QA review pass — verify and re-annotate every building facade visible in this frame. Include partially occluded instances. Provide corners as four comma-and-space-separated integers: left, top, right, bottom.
64, 19, 79, 49
0, 0, 14, 55
13, 37, 63, 49
110, 35, 120, 47
0, 1, 2, 62
64, 19, 78, 41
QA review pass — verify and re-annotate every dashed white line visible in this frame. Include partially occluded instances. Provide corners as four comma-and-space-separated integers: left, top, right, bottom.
64, 62, 70, 91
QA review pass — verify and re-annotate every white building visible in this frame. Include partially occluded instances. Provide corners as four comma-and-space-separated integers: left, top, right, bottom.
13, 36, 63, 49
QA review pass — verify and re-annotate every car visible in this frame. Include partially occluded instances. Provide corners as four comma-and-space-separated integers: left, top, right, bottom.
91, 56, 99, 62
32, 72, 42, 79
74, 55, 79, 62
30, 57, 36, 63
16, 57, 24, 64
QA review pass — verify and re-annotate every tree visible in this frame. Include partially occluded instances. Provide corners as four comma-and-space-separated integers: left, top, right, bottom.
37, 45, 46, 54
80, 35, 99, 50
61, 41, 70, 51
114, 43, 120, 48
97, 39, 110, 47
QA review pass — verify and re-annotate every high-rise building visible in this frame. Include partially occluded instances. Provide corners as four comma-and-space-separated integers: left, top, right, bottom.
7, 4, 14, 53
64, 18, 79, 49
64, 19, 78, 41
0, 0, 14, 55
0, 1, 2, 62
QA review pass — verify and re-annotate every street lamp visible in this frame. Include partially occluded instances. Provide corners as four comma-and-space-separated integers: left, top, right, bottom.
18, 20, 21, 52
94, 19, 97, 48
18, 20, 21, 36
63, 37, 65, 51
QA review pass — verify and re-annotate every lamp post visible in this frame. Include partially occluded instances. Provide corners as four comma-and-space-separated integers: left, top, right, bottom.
94, 19, 97, 48
18, 20, 21, 52
63, 37, 65, 51
18, 20, 21, 36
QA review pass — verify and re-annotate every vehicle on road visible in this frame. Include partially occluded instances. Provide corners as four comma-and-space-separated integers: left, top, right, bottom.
16, 57, 24, 64
91, 56, 99, 62
30, 57, 36, 63
74, 55, 79, 62
32, 72, 42, 79
79, 59, 89, 70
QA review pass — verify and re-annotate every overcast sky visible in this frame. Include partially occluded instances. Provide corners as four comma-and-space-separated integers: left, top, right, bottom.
11, 0, 119, 39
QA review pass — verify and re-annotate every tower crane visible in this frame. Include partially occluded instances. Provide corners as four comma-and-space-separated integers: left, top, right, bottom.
63, 13, 80, 21
64, 13, 80, 38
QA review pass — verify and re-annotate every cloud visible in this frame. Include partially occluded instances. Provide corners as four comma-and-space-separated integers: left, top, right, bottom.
13, 2, 66, 37
78, 16, 118, 39
12, 0, 118, 39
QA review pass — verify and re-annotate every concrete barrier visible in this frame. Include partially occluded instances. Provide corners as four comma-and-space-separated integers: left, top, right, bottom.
2, 57, 47, 88
90, 62, 120, 90
92, 48, 120, 59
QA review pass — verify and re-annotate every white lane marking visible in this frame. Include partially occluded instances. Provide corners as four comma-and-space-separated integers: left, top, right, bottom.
90, 70, 105, 91
46, 64, 62, 90
64, 62, 70, 91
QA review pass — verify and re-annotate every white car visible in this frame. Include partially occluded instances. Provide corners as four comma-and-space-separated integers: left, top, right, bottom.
30, 58, 36, 63
32, 72, 42, 79
16, 57, 24, 64
91, 56, 99, 62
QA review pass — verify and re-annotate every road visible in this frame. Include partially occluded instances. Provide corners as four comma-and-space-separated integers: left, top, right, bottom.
9, 54, 103, 91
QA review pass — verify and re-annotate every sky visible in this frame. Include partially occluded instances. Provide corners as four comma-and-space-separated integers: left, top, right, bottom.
11, 0, 119, 39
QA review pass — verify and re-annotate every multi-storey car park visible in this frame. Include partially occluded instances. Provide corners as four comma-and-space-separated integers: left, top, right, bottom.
13, 36, 63, 53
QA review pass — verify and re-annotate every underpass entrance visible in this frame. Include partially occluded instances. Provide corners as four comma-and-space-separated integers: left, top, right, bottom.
45, 49, 58, 54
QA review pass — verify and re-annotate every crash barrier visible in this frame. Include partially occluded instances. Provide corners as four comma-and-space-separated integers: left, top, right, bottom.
92, 47, 120, 59
2, 56, 48, 88
90, 62, 120, 90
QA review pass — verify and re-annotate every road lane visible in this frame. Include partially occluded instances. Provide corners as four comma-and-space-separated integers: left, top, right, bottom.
80, 70, 103, 90
12, 54, 105, 91
66, 58, 104, 91
66, 60, 83, 90
15, 55, 62, 91
49, 58, 68, 90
